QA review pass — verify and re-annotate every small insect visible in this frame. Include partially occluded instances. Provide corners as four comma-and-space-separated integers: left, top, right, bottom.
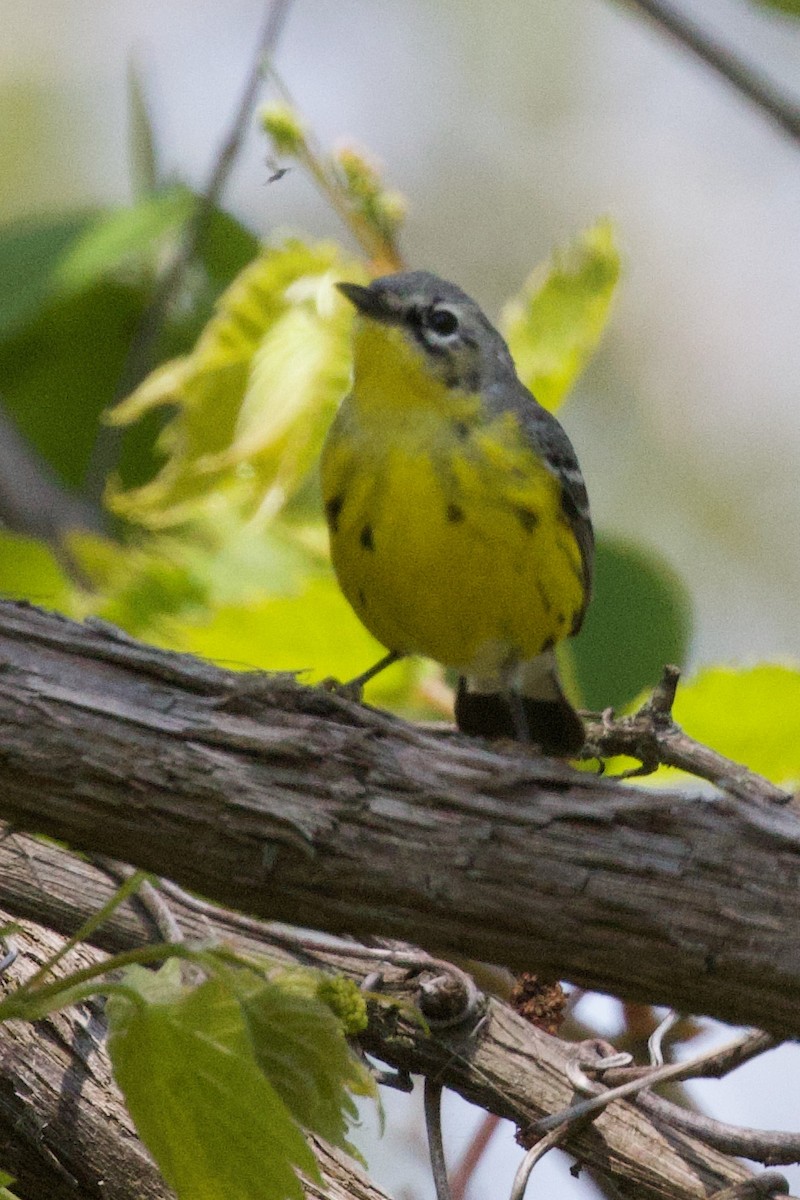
265, 157, 290, 185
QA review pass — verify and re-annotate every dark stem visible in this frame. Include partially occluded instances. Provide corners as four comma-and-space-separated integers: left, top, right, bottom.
424, 1080, 452, 1200
83, 0, 295, 502
618, 0, 800, 146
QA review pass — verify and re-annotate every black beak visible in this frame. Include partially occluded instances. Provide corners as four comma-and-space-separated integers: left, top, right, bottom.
336, 281, 396, 322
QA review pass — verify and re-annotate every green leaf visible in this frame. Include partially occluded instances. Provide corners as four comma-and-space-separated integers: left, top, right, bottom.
225, 966, 375, 1158
0, 531, 75, 613
0, 212, 94, 341
107, 965, 320, 1200
195, 206, 260, 295
0, 281, 156, 489
750, 0, 800, 14
570, 534, 693, 712
54, 186, 195, 294
502, 219, 620, 412
0, 1171, 21, 1199
672, 664, 800, 788
127, 58, 160, 195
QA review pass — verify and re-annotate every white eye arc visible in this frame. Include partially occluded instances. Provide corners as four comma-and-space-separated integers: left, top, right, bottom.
424, 306, 460, 338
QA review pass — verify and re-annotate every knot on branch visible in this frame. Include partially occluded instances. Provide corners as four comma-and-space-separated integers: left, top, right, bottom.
414, 961, 484, 1030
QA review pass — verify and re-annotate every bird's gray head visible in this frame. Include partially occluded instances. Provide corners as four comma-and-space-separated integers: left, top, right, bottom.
337, 271, 516, 394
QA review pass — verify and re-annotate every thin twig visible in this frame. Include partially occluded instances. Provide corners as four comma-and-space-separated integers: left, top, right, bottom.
266, 69, 405, 272
510, 1122, 576, 1200
601, 1028, 777, 1085
84, 0, 295, 501
618, 0, 800, 146
527, 1029, 770, 1136
0, 403, 105, 555
425, 1080, 453, 1200
584, 665, 793, 806
648, 1009, 681, 1066
93, 856, 184, 943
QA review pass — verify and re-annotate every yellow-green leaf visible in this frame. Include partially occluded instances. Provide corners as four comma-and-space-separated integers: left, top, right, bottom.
0, 531, 76, 614
107, 965, 320, 1200
107, 239, 361, 529
221, 965, 375, 1159
501, 220, 620, 411
672, 663, 800, 789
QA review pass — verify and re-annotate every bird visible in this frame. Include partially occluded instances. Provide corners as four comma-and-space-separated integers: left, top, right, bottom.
320, 270, 593, 755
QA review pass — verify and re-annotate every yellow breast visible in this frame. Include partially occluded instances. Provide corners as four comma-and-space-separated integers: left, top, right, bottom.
321, 323, 585, 677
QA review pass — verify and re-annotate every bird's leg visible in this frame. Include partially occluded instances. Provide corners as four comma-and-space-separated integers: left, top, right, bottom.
337, 650, 405, 701
506, 689, 532, 742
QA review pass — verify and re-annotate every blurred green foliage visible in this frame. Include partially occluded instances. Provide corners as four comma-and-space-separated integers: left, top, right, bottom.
571, 533, 693, 713
753, 0, 800, 14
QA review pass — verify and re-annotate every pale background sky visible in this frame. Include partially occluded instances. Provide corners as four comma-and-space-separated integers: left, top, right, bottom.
1, 1, 799, 1195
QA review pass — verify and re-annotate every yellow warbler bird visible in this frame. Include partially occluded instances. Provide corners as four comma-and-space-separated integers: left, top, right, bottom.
321, 271, 593, 755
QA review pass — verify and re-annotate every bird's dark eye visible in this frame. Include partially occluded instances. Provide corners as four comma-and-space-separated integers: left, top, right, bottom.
425, 306, 459, 337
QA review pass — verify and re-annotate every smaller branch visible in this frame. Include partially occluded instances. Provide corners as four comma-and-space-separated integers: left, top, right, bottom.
688, 1030, 778, 1080
619, 0, 800, 147
0, 404, 105, 547
636, 1090, 800, 1166
266, 69, 405, 272
425, 1080, 452, 1200
584, 665, 792, 806
98, 857, 184, 943
710, 1174, 790, 1199
601, 1028, 777, 1084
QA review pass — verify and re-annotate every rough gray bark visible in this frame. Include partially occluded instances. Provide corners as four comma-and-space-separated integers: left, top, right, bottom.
0, 916, 172, 1200
0, 833, 759, 1200
0, 599, 799, 1040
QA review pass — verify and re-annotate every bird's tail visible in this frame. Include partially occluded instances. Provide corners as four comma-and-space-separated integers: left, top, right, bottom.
454, 648, 585, 756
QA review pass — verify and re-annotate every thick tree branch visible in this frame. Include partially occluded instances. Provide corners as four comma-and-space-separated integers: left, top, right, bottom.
0, 600, 799, 1038
0, 835, 765, 1199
